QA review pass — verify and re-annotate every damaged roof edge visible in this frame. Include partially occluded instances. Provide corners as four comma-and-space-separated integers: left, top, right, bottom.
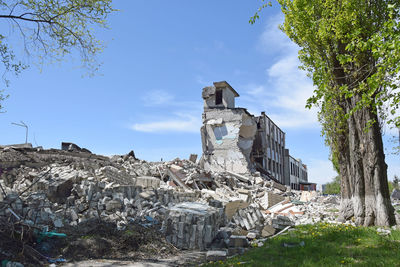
213, 81, 240, 97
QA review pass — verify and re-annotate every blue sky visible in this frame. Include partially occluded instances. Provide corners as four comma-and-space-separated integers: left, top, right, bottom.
0, 1, 398, 187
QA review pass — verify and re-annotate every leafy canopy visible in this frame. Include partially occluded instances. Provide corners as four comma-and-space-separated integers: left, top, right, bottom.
0, 0, 115, 110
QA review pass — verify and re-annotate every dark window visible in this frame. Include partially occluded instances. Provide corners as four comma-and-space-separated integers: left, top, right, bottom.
215, 89, 223, 105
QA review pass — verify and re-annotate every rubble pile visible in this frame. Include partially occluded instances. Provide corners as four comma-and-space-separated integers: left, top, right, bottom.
0, 145, 341, 265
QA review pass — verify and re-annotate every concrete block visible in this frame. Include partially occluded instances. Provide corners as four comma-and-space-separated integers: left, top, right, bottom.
272, 182, 287, 192
206, 250, 227, 262
105, 199, 122, 211
138, 190, 155, 200
204, 224, 213, 245
225, 200, 248, 220
135, 176, 160, 189
261, 225, 276, 237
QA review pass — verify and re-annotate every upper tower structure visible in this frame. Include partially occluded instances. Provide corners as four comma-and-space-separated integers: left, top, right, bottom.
202, 81, 239, 110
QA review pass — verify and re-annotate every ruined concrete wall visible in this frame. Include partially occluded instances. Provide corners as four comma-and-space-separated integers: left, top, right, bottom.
200, 108, 257, 174
222, 88, 235, 109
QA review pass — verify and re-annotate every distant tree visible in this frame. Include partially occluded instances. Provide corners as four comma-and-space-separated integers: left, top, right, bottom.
0, 0, 115, 111
393, 175, 400, 190
324, 176, 341, 195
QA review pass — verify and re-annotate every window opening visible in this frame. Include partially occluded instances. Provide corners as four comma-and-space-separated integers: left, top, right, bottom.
215, 89, 223, 105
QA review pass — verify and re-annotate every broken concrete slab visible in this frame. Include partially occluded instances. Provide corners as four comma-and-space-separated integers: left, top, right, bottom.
206, 250, 227, 262
167, 169, 191, 191
135, 176, 160, 189
226, 171, 251, 183
272, 215, 294, 230
261, 225, 276, 237
259, 191, 285, 209
225, 200, 249, 221
272, 182, 287, 192
300, 191, 318, 202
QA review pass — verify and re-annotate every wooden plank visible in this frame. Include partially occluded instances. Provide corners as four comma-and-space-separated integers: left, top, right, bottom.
277, 204, 294, 213
167, 169, 191, 191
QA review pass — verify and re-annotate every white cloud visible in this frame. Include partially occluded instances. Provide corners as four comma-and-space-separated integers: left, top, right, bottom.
196, 75, 211, 87
239, 13, 319, 129
131, 113, 201, 133
214, 40, 226, 50
133, 88, 203, 134
307, 159, 338, 187
258, 14, 298, 55
141, 90, 174, 106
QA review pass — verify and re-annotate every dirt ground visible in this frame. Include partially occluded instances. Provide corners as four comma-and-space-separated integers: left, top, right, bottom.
1, 219, 205, 266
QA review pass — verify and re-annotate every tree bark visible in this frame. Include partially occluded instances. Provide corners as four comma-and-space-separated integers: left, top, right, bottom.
342, 95, 395, 226
347, 101, 367, 225
336, 115, 354, 221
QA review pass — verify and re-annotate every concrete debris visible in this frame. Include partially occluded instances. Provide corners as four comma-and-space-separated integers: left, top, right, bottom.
377, 227, 391, 236
231, 205, 264, 231
161, 202, 224, 250
206, 250, 227, 261
272, 215, 294, 230
272, 182, 287, 192
258, 191, 285, 209
61, 142, 91, 154
300, 190, 318, 202
265, 200, 303, 216
261, 225, 276, 237
189, 154, 198, 163
0, 143, 345, 265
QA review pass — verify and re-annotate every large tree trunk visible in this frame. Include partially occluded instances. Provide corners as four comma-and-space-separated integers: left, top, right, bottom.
342, 96, 395, 226
337, 120, 354, 222
347, 102, 367, 225
358, 105, 395, 226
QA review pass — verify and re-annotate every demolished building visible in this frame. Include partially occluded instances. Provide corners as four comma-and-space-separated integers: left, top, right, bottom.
0, 81, 326, 266
200, 81, 315, 190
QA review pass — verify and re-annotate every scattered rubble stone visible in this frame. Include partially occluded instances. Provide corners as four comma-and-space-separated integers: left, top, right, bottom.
0, 145, 347, 266
206, 250, 227, 261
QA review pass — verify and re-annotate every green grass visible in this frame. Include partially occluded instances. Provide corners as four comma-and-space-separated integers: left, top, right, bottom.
204, 223, 400, 267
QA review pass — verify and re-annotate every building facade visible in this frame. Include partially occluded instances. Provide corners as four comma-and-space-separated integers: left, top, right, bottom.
252, 113, 287, 185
